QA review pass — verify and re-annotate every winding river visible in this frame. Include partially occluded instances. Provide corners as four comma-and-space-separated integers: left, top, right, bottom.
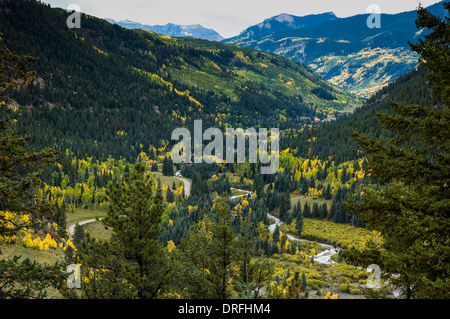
230, 188, 341, 264
68, 181, 340, 264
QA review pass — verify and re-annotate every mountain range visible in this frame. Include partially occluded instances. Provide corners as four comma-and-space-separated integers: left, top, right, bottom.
0, 0, 360, 162
104, 3, 447, 98
223, 1, 448, 98
106, 18, 224, 41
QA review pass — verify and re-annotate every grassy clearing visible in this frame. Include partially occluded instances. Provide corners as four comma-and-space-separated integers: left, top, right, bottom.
225, 172, 253, 188
297, 239, 326, 255
290, 193, 333, 210
231, 188, 248, 196
153, 172, 184, 195
0, 207, 111, 268
66, 207, 108, 226
267, 214, 381, 298
83, 221, 113, 242
0, 243, 64, 264
268, 252, 370, 298
0, 243, 66, 299
280, 218, 381, 248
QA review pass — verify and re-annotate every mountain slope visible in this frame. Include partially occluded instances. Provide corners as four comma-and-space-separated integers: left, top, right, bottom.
0, 0, 360, 162
235, 12, 336, 38
224, 1, 448, 98
280, 66, 439, 163
106, 19, 224, 41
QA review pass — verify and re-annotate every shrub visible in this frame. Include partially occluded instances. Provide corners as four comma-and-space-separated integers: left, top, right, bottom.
340, 283, 349, 292
43, 229, 59, 240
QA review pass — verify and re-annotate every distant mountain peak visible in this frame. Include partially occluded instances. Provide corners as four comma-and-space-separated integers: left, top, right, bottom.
236, 11, 337, 38
107, 19, 224, 41
273, 13, 295, 23
224, 2, 447, 98
271, 11, 336, 22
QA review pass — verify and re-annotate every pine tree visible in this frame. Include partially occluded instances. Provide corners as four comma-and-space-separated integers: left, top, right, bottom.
334, 205, 345, 224
262, 237, 270, 256
287, 270, 306, 299
301, 271, 307, 291
235, 217, 273, 298
78, 237, 135, 299
273, 225, 280, 243
64, 245, 75, 264
254, 174, 264, 199
210, 196, 236, 299
236, 217, 253, 287
296, 201, 302, 218
55, 205, 67, 238
102, 163, 170, 299
177, 215, 216, 298
162, 157, 174, 176
303, 202, 311, 218
409, 3, 450, 105
292, 201, 301, 219
72, 222, 85, 248
295, 213, 303, 235
324, 183, 332, 200
279, 192, 291, 222
312, 202, 319, 219
166, 187, 175, 203
0, 44, 64, 299
343, 3, 450, 299
301, 180, 308, 195
320, 203, 328, 220
328, 200, 336, 220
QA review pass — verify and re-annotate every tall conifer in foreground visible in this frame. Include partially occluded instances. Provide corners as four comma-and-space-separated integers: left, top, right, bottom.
342, 3, 450, 299
0, 41, 64, 299
103, 163, 170, 298
210, 196, 236, 299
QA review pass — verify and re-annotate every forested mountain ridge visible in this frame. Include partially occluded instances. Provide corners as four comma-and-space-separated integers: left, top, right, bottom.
0, 0, 359, 162
280, 66, 440, 164
224, 1, 448, 98
1, 0, 448, 301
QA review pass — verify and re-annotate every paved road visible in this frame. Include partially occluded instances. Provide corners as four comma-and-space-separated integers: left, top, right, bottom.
67, 218, 102, 239
175, 176, 191, 197
67, 172, 192, 236
66, 184, 339, 263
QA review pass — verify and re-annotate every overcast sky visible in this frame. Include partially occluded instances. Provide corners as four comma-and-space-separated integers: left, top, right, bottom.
43, 0, 443, 38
